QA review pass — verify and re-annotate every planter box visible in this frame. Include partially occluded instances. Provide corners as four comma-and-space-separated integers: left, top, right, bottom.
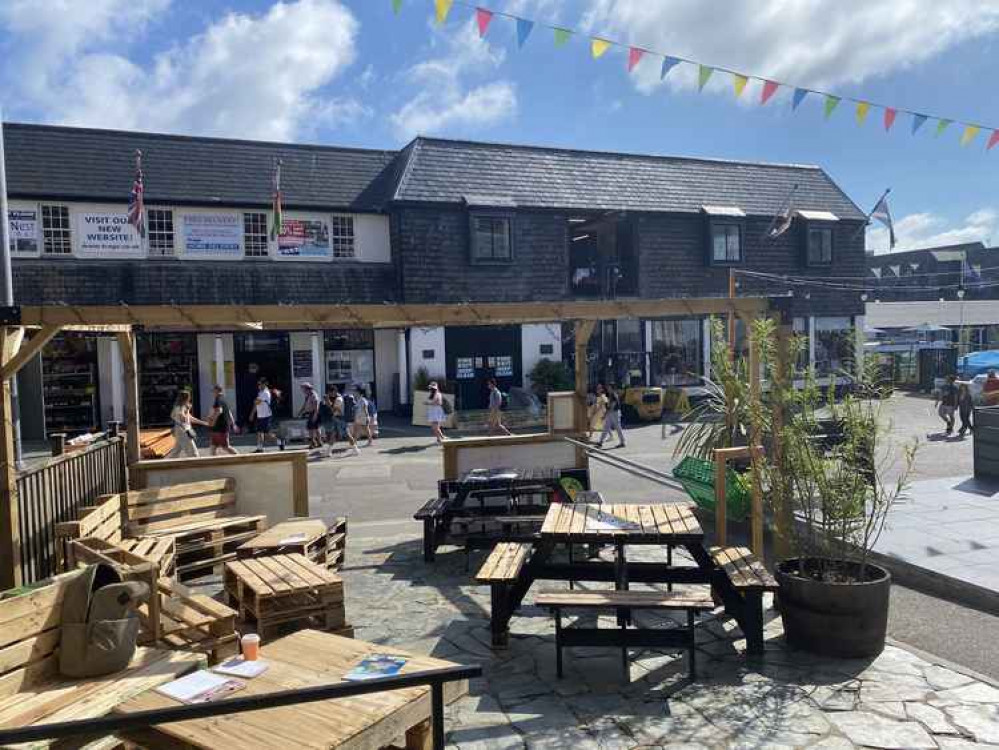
411, 390, 457, 429
974, 406, 999, 479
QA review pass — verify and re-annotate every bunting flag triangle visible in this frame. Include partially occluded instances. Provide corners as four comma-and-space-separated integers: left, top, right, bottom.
435, 0, 452, 25
912, 114, 928, 134
761, 80, 779, 105
475, 8, 493, 37
591, 38, 611, 59
660, 56, 680, 80
884, 108, 898, 132
988, 130, 999, 152
960, 125, 980, 147
516, 17, 534, 47
935, 119, 952, 137
733, 74, 749, 98
698, 65, 714, 91
553, 27, 571, 47
855, 101, 871, 125
792, 88, 808, 110
392, 0, 402, 14
628, 47, 644, 73
824, 95, 841, 119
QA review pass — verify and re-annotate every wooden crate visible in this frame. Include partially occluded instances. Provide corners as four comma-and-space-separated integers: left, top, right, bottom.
224, 554, 346, 640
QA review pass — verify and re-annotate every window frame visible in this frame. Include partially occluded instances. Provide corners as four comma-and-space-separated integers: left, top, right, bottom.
242, 211, 269, 258
805, 223, 835, 267
40, 204, 72, 256
708, 220, 744, 265
469, 212, 514, 264
146, 208, 176, 258
329, 214, 356, 260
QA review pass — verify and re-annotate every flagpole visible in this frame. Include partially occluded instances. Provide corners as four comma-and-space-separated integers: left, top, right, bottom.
0, 109, 24, 469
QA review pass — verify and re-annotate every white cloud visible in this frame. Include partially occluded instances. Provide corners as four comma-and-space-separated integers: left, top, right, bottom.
577, 0, 999, 97
1, 0, 364, 141
868, 208, 998, 253
390, 19, 517, 141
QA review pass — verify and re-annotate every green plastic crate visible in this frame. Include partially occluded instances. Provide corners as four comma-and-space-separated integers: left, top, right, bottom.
672, 456, 751, 521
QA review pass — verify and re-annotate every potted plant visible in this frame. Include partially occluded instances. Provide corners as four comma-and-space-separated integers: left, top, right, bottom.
679, 318, 917, 658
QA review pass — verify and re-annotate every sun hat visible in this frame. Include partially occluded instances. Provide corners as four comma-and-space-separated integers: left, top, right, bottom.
428, 381, 439, 389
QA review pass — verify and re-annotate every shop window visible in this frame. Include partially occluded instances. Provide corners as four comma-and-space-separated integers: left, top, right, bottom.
815, 317, 853, 376
147, 209, 175, 257
243, 212, 269, 257
807, 226, 834, 266
651, 319, 702, 386
470, 214, 513, 262
41, 204, 72, 255
330, 214, 355, 259
540, 343, 554, 355
710, 222, 742, 264
422, 349, 435, 359
616, 319, 643, 353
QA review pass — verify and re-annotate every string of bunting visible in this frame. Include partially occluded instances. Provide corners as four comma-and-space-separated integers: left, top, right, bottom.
394, 0, 999, 153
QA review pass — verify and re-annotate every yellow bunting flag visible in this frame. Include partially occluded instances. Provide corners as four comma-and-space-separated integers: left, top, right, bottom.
856, 101, 871, 125
591, 38, 611, 59
960, 125, 981, 147
435, 0, 452, 25
733, 74, 749, 98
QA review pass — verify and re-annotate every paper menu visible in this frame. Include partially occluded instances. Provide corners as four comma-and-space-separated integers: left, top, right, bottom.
155, 670, 246, 704
343, 654, 407, 682
277, 532, 309, 545
585, 513, 640, 532
212, 657, 270, 679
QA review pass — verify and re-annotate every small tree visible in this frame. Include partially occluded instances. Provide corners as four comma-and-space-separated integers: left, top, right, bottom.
528, 358, 573, 399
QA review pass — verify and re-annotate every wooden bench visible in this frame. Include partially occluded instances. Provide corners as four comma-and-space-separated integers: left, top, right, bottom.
476, 542, 533, 648
535, 587, 714, 682
414, 496, 450, 562
0, 572, 204, 745
709, 546, 779, 655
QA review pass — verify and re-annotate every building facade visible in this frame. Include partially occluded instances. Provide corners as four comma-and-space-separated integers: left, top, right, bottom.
5, 123, 869, 436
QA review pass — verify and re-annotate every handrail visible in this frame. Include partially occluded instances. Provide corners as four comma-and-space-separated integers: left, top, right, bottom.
564, 437, 686, 491
0, 663, 482, 750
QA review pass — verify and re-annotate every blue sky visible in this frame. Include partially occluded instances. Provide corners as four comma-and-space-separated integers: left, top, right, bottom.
2, 0, 999, 253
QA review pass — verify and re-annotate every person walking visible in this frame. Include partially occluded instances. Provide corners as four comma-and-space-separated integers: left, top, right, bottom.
588, 384, 609, 440
367, 396, 379, 440
207, 385, 238, 456
326, 386, 346, 444
340, 387, 360, 455
252, 378, 278, 452
597, 383, 626, 448
166, 390, 207, 458
299, 383, 322, 449
487, 378, 512, 435
936, 374, 959, 435
958, 381, 975, 437
352, 387, 374, 447
426, 381, 447, 444
984, 369, 999, 406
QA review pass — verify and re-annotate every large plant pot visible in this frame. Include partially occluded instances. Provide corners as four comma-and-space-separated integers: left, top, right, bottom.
776, 558, 891, 658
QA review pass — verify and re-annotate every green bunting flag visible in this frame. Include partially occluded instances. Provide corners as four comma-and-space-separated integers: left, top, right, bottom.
824, 95, 841, 119
553, 27, 571, 47
935, 119, 953, 137
392, 0, 402, 13
698, 65, 714, 91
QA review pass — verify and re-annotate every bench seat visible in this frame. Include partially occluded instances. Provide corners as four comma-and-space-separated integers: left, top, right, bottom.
709, 546, 778, 591
413, 496, 449, 520
535, 587, 714, 611
475, 542, 531, 583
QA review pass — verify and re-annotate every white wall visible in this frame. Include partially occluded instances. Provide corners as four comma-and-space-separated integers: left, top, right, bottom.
197, 333, 235, 420
520, 324, 562, 389
355, 215, 391, 263
374, 329, 399, 411
410, 327, 446, 381
289, 331, 324, 413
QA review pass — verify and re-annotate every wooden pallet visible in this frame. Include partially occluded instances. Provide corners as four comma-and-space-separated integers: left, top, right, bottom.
237, 517, 347, 571
327, 516, 347, 570
166, 516, 268, 581
142, 577, 239, 665
224, 554, 346, 640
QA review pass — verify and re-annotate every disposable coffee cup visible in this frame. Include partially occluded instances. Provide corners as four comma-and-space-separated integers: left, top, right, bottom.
241, 633, 261, 661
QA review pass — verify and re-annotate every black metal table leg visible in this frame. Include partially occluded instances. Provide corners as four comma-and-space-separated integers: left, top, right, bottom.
431, 682, 445, 750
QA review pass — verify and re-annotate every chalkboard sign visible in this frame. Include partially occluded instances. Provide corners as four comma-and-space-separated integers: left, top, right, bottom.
292, 350, 313, 379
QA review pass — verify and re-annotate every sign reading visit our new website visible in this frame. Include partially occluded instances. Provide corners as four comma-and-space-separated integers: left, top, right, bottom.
182, 214, 243, 258
76, 212, 143, 257
277, 218, 330, 259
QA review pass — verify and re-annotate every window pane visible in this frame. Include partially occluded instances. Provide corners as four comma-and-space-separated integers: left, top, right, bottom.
651, 319, 702, 385
616, 319, 643, 352
726, 226, 740, 261
712, 228, 727, 261
474, 217, 493, 259
330, 214, 355, 259
243, 212, 268, 257
492, 218, 511, 259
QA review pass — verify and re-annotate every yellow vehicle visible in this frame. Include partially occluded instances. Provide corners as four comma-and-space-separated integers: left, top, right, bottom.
621, 386, 692, 423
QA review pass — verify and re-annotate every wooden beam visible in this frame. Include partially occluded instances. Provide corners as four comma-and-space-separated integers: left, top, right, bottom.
1, 327, 23, 363
772, 320, 795, 559
116, 330, 141, 467
0, 324, 61, 381
573, 320, 596, 467
746, 316, 764, 556
0, 328, 21, 589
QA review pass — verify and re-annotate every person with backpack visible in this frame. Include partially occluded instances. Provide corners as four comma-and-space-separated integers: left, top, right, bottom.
251, 378, 285, 453
340, 387, 361, 456
426, 381, 447, 444
487, 378, 512, 436
597, 382, 626, 448
352, 386, 374, 447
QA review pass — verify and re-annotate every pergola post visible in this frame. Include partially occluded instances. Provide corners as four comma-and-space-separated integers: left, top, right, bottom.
115, 329, 141, 467
744, 314, 764, 556
573, 320, 596, 467
0, 327, 22, 588
772, 318, 795, 559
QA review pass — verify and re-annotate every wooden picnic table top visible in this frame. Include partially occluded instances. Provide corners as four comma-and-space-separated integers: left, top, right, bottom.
113, 629, 469, 750
540, 502, 704, 544
238, 519, 328, 552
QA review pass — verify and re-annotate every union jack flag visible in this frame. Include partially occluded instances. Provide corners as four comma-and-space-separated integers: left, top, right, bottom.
128, 149, 145, 238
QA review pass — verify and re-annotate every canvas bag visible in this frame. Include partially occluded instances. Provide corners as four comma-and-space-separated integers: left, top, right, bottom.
59, 563, 150, 678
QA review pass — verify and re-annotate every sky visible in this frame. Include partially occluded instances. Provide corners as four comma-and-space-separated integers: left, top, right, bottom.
2, 0, 999, 255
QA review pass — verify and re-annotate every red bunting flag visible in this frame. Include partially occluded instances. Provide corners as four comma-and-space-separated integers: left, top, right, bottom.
989, 130, 999, 151
628, 47, 644, 73
475, 7, 493, 37
761, 80, 779, 105
884, 108, 898, 132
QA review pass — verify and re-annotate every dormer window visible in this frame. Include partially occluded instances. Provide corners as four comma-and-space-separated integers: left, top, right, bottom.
798, 210, 839, 267
702, 206, 746, 265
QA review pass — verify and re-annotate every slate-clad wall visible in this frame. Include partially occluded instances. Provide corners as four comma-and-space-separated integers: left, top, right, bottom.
13, 259, 397, 306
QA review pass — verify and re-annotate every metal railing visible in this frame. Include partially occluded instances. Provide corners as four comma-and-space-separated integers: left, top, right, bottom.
16, 436, 128, 583
0, 663, 481, 750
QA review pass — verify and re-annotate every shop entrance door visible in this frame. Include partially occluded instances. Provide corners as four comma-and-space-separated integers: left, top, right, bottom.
234, 332, 292, 422
445, 326, 521, 410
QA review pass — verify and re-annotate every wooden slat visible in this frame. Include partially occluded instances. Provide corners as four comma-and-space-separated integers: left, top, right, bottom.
127, 492, 237, 522
258, 555, 308, 590
244, 558, 293, 594
568, 503, 587, 536
125, 480, 234, 508
540, 503, 563, 535
535, 587, 714, 610
710, 546, 778, 590
637, 505, 657, 536
475, 542, 529, 582
0, 628, 60, 676
224, 560, 270, 597
281, 554, 340, 588
649, 504, 673, 536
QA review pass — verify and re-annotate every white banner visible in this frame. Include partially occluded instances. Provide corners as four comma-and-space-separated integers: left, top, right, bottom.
181, 213, 243, 258
76, 212, 143, 257
8, 210, 39, 255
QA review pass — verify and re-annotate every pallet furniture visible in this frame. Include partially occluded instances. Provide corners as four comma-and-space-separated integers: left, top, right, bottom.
57, 479, 267, 581
114, 629, 470, 749
0, 572, 204, 745
237, 517, 347, 571
535, 587, 714, 681
224, 554, 347, 640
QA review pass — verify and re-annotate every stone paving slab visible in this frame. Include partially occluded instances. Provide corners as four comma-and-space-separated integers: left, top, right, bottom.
340, 531, 999, 749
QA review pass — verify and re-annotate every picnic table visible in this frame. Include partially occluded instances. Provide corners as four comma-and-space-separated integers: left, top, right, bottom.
114, 629, 470, 749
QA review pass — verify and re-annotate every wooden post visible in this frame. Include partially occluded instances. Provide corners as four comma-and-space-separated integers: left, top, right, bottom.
746, 316, 764, 555
714, 456, 727, 546
573, 320, 596, 468
0, 327, 21, 588
772, 320, 795, 559
116, 330, 141, 467
727, 269, 736, 360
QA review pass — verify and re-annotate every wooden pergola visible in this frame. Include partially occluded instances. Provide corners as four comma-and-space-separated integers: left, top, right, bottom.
0, 296, 773, 587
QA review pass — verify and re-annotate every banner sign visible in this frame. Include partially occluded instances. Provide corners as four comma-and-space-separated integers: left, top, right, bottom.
8, 210, 39, 255
76, 212, 143, 257
182, 214, 243, 258
277, 218, 330, 259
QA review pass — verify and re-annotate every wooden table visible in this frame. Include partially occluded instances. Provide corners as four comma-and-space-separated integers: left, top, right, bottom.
114, 629, 469, 750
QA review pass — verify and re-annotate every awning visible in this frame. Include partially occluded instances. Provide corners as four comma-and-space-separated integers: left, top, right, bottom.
462, 194, 517, 208
796, 210, 840, 222
701, 205, 746, 217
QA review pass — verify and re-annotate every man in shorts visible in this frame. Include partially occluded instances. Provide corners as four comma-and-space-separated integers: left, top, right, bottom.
253, 378, 275, 452
208, 385, 238, 455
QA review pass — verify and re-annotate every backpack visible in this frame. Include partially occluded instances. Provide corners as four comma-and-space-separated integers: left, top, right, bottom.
342, 393, 356, 422
441, 396, 453, 415
318, 400, 333, 422
500, 392, 510, 411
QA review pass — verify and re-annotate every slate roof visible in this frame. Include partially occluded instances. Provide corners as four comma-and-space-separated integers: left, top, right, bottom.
2, 123, 399, 211
392, 137, 867, 220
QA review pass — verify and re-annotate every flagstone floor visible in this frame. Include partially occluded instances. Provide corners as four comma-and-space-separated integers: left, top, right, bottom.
342, 532, 999, 750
